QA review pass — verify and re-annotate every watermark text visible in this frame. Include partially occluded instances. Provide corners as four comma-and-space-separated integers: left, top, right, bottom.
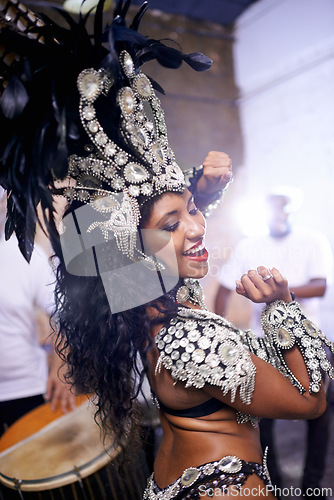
199, 484, 333, 497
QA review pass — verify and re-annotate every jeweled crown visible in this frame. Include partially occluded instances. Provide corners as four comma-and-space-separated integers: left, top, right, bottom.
58, 50, 185, 260
66, 50, 185, 202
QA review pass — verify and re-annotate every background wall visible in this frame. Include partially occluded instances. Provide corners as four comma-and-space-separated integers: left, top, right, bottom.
233, 0, 334, 230
201, 0, 334, 336
137, 8, 243, 170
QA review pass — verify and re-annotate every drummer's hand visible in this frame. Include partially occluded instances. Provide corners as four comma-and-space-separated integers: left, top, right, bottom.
45, 357, 76, 413
235, 266, 292, 304
196, 151, 233, 195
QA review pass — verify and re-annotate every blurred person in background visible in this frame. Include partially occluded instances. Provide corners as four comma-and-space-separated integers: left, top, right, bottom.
214, 186, 333, 499
0, 188, 75, 436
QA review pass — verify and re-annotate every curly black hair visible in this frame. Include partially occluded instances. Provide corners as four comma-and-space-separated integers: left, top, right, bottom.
52, 194, 180, 457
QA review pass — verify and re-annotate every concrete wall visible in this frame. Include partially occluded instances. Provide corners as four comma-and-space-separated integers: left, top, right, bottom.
136, 9, 243, 170
204, 0, 334, 332
233, 0, 334, 234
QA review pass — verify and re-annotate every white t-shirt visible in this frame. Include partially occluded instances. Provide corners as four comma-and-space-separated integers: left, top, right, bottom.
0, 235, 55, 402
218, 227, 333, 330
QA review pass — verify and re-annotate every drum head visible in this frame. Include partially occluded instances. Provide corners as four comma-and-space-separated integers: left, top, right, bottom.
0, 398, 119, 491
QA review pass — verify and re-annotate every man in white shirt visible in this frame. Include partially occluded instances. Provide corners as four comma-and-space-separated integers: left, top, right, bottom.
0, 188, 74, 435
214, 187, 333, 499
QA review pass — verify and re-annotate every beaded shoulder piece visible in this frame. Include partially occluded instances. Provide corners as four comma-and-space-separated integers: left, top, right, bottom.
155, 307, 257, 423
240, 300, 334, 394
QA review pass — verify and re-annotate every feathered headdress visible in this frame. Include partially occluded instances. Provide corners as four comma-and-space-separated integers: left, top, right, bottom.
0, 0, 212, 263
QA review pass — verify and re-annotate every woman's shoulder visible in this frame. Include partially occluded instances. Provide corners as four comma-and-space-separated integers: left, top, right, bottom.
176, 306, 238, 326
154, 306, 256, 405
157, 305, 242, 338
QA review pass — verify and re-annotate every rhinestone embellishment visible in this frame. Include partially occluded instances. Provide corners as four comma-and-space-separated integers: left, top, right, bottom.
119, 87, 135, 115
91, 195, 118, 213
259, 299, 334, 395
155, 306, 256, 406
77, 69, 103, 101
121, 51, 135, 77
83, 105, 95, 120
218, 456, 242, 473
176, 285, 190, 303
135, 75, 152, 98
124, 163, 149, 184
275, 327, 295, 349
181, 467, 200, 487
152, 143, 165, 163
218, 343, 240, 365
133, 128, 148, 146
302, 319, 319, 337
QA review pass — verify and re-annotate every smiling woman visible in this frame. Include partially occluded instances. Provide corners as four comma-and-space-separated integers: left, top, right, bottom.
0, 1, 333, 499
142, 190, 209, 279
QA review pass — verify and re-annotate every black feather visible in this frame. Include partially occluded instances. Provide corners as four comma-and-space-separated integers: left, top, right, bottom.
0, 75, 28, 118
121, 0, 132, 20
4, 196, 15, 240
129, 2, 148, 31
113, 0, 124, 19
111, 24, 147, 46
183, 52, 212, 72
93, 0, 105, 47
147, 75, 165, 95
101, 25, 120, 75
137, 40, 212, 71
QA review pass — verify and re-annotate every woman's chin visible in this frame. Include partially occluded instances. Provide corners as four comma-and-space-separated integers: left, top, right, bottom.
161, 259, 209, 280
181, 261, 209, 280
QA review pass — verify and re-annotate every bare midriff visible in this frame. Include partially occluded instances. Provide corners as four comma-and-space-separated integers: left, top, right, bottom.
153, 409, 263, 489
146, 307, 273, 497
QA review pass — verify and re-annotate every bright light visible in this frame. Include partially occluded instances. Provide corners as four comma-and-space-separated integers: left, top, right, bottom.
234, 196, 269, 237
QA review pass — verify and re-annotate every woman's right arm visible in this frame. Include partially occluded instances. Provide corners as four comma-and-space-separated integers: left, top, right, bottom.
205, 265, 328, 420
203, 343, 326, 421
154, 266, 330, 422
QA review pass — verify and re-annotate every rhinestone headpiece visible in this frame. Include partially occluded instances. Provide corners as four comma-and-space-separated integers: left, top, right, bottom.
0, 0, 211, 264
59, 50, 185, 262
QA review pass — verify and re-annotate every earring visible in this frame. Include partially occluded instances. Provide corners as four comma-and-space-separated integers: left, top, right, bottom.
141, 254, 166, 272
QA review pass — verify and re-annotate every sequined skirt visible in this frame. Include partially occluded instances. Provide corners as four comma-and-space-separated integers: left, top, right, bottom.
143, 453, 271, 500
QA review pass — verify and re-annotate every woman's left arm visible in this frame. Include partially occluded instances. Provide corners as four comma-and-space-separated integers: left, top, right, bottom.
185, 151, 233, 215
197, 151, 233, 195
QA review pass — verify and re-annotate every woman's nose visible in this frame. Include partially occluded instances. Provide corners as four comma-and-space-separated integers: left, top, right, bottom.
185, 214, 205, 240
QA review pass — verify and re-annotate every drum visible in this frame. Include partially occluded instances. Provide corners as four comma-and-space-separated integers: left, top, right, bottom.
0, 395, 149, 499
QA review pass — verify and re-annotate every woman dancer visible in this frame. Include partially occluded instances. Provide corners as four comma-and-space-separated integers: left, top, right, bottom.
0, 1, 332, 498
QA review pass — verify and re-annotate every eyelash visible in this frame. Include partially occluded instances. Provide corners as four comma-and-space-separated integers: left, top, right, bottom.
163, 206, 198, 232
163, 222, 179, 232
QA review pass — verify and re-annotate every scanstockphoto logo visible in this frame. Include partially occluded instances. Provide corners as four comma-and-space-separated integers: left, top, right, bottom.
199, 485, 333, 497
59, 194, 179, 313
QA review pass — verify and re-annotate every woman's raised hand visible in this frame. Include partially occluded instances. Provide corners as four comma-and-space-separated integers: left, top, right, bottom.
196, 151, 233, 196
235, 266, 292, 304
